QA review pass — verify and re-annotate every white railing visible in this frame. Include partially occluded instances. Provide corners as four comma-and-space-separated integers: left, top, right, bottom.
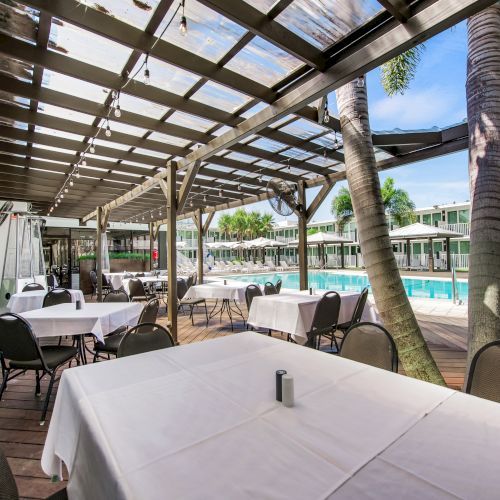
437, 222, 470, 236
393, 253, 469, 270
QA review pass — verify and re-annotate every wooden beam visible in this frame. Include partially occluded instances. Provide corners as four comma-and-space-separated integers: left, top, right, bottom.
377, 0, 411, 23
177, 160, 201, 212
203, 212, 215, 235
166, 162, 178, 343
195, 208, 204, 285
297, 181, 308, 290
149, 222, 154, 271
306, 180, 335, 223
96, 206, 103, 302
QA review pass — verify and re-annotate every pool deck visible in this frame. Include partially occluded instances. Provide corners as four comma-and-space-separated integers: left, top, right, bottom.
0, 297, 467, 499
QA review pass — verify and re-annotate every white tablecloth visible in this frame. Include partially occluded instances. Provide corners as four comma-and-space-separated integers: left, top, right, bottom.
183, 280, 250, 302
121, 276, 168, 295
7, 289, 85, 314
247, 291, 378, 343
20, 302, 142, 343
41, 332, 497, 500
104, 272, 153, 290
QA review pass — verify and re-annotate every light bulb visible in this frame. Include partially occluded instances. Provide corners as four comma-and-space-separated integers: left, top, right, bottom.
357, 75, 365, 88
144, 68, 150, 85
142, 215, 145, 221
105, 123, 112, 137
60, 193, 64, 199
111, 90, 117, 99
81, 158, 87, 167
158, 210, 162, 216
189, 200, 193, 207
323, 110, 330, 124
55, 202, 58, 207
76, 169, 80, 178
203, 195, 207, 202
70, 178, 74, 187
64, 187, 68, 193
258, 176, 263, 183
219, 189, 222, 197
58, 197, 62, 203
238, 185, 241, 191
150, 212, 153, 219
89, 143, 95, 154
179, 15, 187, 35
114, 105, 121, 118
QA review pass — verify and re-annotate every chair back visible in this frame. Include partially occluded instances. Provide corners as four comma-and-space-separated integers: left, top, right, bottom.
0, 446, 19, 499
123, 272, 134, 279
43, 288, 72, 308
264, 282, 278, 295
177, 278, 188, 300
128, 278, 146, 299
22, 282, 44, 292
137, 298, 160, 332
135, 273, 145, 278
186, 275, 194, 289
47, 275, 57, 289
117, 323, 174, 358
310, 291, 341, 334
89, 270, 97, 286
0, 313, 47, 370
192, 272, 198, 286
466, 340, 500, 403
350, 287, 369, 326
102, 274, 111, 287
245, 284, 262, 310
275, 279, 282, 293
103, 290, 129, 303
340, 322, 398, 372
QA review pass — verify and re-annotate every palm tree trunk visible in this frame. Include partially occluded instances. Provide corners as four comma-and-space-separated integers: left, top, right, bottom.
466, 5, 500, 366
336, 81, 445, 385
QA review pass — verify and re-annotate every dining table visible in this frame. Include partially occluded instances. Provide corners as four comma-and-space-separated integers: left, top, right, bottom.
7, 289, 85, 314
41, 332, 500, 499
247, 290, 378, 344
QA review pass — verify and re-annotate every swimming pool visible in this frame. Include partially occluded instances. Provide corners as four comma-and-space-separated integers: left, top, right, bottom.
227, 271, 469, 301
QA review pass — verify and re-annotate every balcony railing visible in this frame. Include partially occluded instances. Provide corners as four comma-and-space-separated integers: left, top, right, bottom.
437, 222, 470, 236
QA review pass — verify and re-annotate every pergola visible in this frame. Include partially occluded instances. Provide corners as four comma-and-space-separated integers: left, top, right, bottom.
0, 0, 492, 340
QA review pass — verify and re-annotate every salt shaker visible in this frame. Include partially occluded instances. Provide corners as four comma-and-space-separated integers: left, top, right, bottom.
309, 287, 313, 295
282, 375, 294, 407
276, 369, 287, 401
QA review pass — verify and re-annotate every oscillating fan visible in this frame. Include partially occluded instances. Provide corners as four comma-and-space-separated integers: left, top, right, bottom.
266, 178, 303, 216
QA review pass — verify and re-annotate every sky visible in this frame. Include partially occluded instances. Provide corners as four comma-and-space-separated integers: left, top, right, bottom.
212, 20, 470, 225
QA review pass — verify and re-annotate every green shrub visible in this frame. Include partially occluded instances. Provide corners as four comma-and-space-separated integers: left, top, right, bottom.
78, 252, 150, 261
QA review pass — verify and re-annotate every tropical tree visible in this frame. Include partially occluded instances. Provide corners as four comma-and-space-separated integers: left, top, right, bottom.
331, 177, 416, 230
380, 46, 425, 96
230, 208, 248, 241
335, 80, 445, 385
259, 213, 275, 237
247, 211, 262, 239
466, 5, 500, 366
218, 213, 232, 239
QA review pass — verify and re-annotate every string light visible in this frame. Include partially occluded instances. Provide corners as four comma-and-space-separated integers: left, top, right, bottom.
105, 119, 112, 137
60, 193, 64, 199
219, 189, 223, 197
144, 53, 150, 85
357, 75, 365, 88
69, 177, 74, 187
64, 187, 68, 193
75, 168, 80, 179
179, 0, 187, 35
323, 96, 330, 124
81, 155, 87, 167
113, 91, 121, 118
89, 140, 95, 154
203, 195, 207, 202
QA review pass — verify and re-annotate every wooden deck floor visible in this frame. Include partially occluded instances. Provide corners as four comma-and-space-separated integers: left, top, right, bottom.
0, 304, 467, 499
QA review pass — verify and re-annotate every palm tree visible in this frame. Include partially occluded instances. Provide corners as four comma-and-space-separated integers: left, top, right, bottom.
466, 5, 500, 366
218, 213, 232, 240
258, 213, 274, 237
247, 211, 261, 239
336, 80, 445, 385
332, 177, 416, 231
231, 208, 248, 241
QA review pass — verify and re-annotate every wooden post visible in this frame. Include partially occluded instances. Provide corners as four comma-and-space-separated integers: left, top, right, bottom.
165, 163, 178, 343
149, 222, 154, 271
428, 237, 434, 272
446, 236, 451, 271
196, 208, 203, 284
340, 243, 345, 269
406, 238, 411, 268
297, 181, 308, 290
96, 206, 103, 302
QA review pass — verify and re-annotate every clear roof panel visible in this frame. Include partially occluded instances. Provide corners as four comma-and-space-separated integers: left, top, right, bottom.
38, 103, 95, 125
134, 147, 169, 159
130, 55, 200, 96
156, 0, 247, 64
312, 132, 341, 149
280, 148, 314, 161
250, 137, 287, 153
34, 125, 84, 142
240, 102, 267, 119
225, 152, 259, 163
242, 0, 276, 14
165, 111, 216, 132
280, 118, 327, 139
106, 119, 149, 137
92, 138, 131, 151
49, 20, 132, 74
276, 0, 382, 50
76, 0, 161, 30
307, 155, 338, 168
148, 131, 191, 148
42, 70, 109, 103
190, 81, 252, 113
211, 125, 233, 137
225, 36, 304, 87
119, 93, 169, 119
33, 143, 76, 155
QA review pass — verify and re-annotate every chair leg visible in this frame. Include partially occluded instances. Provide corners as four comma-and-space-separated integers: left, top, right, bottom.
40, 371, 56, 425
189, 305, 194, 325
35, 371, 41, 396
204, 302, 209, 326
0, 368, 10, 401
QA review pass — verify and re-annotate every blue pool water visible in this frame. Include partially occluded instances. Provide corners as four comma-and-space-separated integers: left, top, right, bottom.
227, 271, 469, 301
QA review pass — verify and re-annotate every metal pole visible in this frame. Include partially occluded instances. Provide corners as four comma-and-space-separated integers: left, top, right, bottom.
166, 163, 178, 343
96, 206, 103, 302
297, 181, 308, 290
340, 243, 345, 269
196, 208, 203, 285
446, 236, 451, 271
428, 237, 434, 272
406, 238, 411, 268
149, 222, 154, 271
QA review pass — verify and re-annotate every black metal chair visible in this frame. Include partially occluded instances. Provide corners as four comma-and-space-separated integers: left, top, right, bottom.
43, 288, 72, 308
305, 291, 341, 351
275, 279, 282, 293
340, 322, 398, 372
103, 289, 129, 303
128, 278, 155, 302
135, 273, 145, 278
101, 274, 112, 295
117, 323, 174, 358
177, 277, 208, 326
0, 445, 68, 499
244, 284, 270, 335
0, 313, 79, 424
22, 282, 44, 292
264, 281, 278, 295
93, 298, 159, 362
47, 274, 57, 290
465, 340, 500, 403
337, 287, 369, 336
123, 272, 134, 279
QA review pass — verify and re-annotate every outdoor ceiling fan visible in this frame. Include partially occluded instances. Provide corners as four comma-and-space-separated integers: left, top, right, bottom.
266, 178, 303, 217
